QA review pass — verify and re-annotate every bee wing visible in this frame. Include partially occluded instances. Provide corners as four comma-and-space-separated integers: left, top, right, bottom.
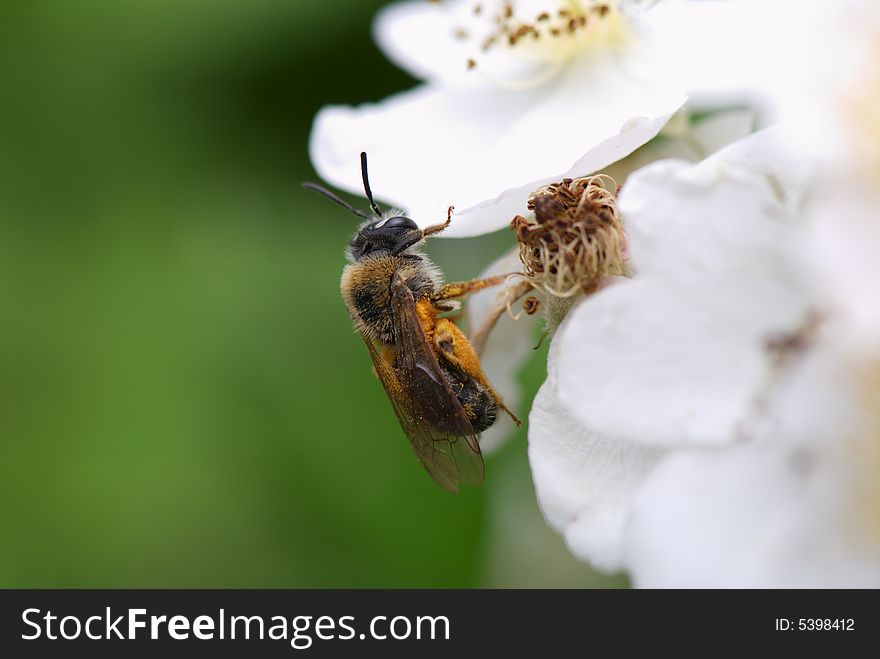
361, 275, 484, 493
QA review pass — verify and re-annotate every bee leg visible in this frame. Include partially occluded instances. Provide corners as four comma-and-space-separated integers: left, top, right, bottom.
434, 319, 477, 367
390, 207, 454, 255
432, 273, 516, 302
434, 300, 461, 312
471, 279, 534, 355
435, 299, 462, 323
434, 318, 522, 427
420, 205, 454, 237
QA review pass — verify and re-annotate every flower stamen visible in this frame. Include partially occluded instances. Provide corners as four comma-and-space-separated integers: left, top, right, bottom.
454, 0, 632, 87
511, 174, 628, 298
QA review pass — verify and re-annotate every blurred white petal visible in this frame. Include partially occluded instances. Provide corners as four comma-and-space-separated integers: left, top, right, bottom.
759, 0, 880, 164
373, 0, 475, 87
603, 107, 756, 182
807, 190, 880, 354
626, 444, 880, 588
686, 109, 756, 156
626, 349, 880, 588
635, 0, 784, 106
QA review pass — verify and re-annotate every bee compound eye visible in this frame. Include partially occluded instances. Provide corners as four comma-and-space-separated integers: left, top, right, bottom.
380, 216, 418, 230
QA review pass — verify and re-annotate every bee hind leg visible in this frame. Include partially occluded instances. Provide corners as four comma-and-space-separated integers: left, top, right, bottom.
434, 318, 522, 428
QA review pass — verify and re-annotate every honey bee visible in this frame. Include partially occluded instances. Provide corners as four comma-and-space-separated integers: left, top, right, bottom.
304, 153, 520, 492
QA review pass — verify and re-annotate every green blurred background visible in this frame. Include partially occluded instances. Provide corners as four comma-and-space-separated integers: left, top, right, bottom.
0, 0, 623, 587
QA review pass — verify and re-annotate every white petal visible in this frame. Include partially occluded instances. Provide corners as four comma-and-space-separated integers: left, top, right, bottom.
556, 130, 813, 446
374, 0, 480, 88
687, 109, 756, 157
689, 126, 815, 209
807, 189, 880, 355
621, 137, 809, 295
467, 249, 534, 454
448, 106, 677, 237
637, 0, 790, 110
603, 108, 757, 183
374, 0, 530, 88
376, 0, 775, 101
625, 343, 880, 589
528, 322, 666, 572
310, 64, 683, 236
625, 441, 880, 588
757, 0, 879, 163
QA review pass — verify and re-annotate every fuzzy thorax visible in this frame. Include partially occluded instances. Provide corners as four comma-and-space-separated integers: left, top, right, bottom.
511, 174, 627, 299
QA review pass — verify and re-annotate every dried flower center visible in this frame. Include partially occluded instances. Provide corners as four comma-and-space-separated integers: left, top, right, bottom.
511, 174, 627, 297
453, 0, 633, 82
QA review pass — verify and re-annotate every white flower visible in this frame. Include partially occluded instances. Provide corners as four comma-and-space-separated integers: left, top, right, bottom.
529, 311, 666, 571
310, 0, 763, 237
611, 5, 880, 587
531, 106, 880, 585
528, 128, 817, 570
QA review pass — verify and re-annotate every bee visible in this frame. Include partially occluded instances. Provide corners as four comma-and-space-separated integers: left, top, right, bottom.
304, 153, 520, 492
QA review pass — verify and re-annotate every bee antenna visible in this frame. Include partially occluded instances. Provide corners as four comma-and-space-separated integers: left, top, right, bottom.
360, 152, 383, 218
302, 182, 371, 220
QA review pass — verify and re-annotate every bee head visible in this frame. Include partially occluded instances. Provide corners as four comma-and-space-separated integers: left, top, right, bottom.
304, 152, 435, 261
348, 215, 421, 260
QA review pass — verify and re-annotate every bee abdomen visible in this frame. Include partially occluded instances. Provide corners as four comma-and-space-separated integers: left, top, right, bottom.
442, 368, 498, 434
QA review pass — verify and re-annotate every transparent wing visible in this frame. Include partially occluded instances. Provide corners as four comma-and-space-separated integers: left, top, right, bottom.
361, 275, 484, 493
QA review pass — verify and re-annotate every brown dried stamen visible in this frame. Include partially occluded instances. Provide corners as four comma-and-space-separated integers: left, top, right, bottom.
511, 174, 627, 297
522, 296, 542, 315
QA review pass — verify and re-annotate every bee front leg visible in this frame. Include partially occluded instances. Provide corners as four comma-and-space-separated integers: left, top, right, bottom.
432, 274, 514, 302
